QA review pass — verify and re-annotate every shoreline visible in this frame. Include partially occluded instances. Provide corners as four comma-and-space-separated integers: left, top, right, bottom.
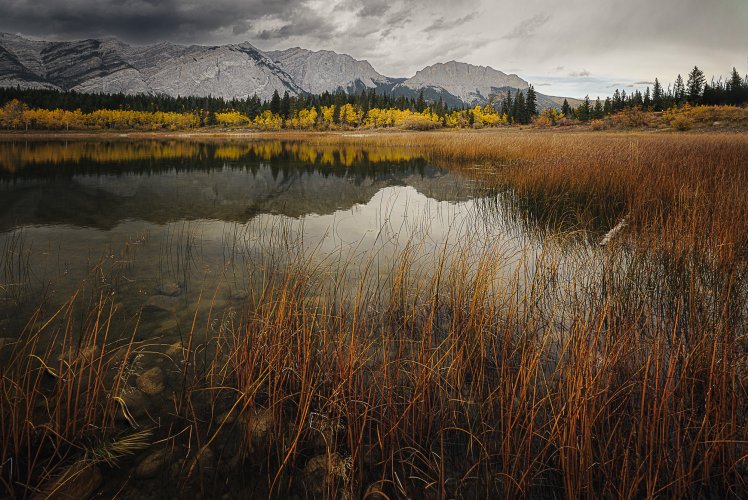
0, 126, 743, 141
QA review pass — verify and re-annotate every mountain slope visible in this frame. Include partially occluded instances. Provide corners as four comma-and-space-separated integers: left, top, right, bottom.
0, 34, 303, 101
0, 33, 579, 109
396, 61, 529, 106
267, 47, 394, 95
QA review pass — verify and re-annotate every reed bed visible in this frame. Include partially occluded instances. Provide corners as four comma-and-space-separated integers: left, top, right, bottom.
281, 130, 748, 265
0, 130, 746, 498
192, 230, 745, 498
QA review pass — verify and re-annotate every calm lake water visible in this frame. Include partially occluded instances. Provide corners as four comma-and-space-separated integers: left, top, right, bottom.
0, 139, 561, 345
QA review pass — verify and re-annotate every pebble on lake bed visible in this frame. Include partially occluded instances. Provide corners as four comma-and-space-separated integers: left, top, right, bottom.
119, 387, 149, 419
157, 282, 182, 297
135, 449, 171, 479
137, 367, 166, 395
229, 290, 249, 301
245, 408, 275, 452
59, 344, 99, 366
165, 341, 185, 359
301, 453, 351, 497
185, 447, 215, 477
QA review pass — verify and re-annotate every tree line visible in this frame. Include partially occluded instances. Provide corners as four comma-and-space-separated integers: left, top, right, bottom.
567, 66, 748, 122
0, 86, 453, 125
5, 64, 742, 130
0, 85, 541, 130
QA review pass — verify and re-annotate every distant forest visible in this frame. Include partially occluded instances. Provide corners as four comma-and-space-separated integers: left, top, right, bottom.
0, 65, 746, 130
567, 66, 748, 121
0, 86, 451, 123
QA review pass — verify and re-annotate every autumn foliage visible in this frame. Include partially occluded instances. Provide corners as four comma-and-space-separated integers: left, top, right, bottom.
0, 99, 517, 132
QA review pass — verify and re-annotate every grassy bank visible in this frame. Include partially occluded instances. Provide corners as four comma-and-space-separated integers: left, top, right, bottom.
1, 131, 747, 498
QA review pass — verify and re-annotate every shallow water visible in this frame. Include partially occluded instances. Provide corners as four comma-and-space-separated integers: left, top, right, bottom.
0, 140, 551, 346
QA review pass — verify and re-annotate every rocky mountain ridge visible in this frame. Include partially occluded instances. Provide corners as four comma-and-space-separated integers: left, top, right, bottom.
0, 33, 576, 109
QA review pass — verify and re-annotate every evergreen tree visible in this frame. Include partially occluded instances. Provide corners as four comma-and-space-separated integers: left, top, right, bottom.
279, 91, 291, 119
512, 91, 527, 124
686, 66, 706, 104
612, 89, 623, 112
269, 90, 281, 115
435, 96, 445, 117
673, 74, 686, 106
603, 97, 612, 115
578, 95, 592, 121
416, 90, 426, 112
643, 87, 651, 110
632, 90, 643, 107
561, 98, 571, 117
728, 67, 746, 105
525, 85, 537, 117
502, 91, 513, 117
652, 78, 664, 111
593, 97, 603, 119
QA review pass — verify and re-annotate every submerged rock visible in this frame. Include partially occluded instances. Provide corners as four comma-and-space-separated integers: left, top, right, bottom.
144, 295, 180, 313
66, 344, 99, 365
300, 453, 351, 497
137, 367, 165, 396
184, 447, 215, 478
308, 413, 344, 453
165, 341, 185, 359
135, 448, 171, 479
229, 290, 249, 301
245, 408, 275, 453
157, 281, 182, 297
32, 461, 103, 500
119, 387, 149, 419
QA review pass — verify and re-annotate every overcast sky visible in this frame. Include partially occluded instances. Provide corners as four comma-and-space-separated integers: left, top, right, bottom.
1, 0, 746, 98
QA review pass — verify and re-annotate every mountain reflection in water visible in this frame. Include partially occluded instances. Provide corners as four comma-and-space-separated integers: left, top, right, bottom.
0, 139, 515, 315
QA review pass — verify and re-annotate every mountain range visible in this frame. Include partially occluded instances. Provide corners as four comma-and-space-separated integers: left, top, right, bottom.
0, 33, 577, 110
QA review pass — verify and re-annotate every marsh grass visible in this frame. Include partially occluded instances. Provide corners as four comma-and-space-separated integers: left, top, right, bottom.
1, 130, 747, 498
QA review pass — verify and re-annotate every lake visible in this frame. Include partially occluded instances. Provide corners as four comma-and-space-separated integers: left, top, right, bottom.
3, 136, 740, 499
0, 140, 571, 345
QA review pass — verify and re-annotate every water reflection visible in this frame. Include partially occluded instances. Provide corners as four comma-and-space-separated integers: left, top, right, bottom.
0, 139, 514, 328
0, 140, 487, 231
0, 140, 422, 173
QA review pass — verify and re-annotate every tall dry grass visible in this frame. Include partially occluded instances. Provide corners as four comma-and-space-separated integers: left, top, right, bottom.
288, 130, 748, 263
1, 130, 746, 498
195, 232, 745, 498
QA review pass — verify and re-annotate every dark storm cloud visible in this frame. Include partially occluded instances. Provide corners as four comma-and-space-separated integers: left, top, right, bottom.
257, 16, 335, 41
0, 0, 744, 97
350, 0, 393, 18
0, 0, 326, 43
